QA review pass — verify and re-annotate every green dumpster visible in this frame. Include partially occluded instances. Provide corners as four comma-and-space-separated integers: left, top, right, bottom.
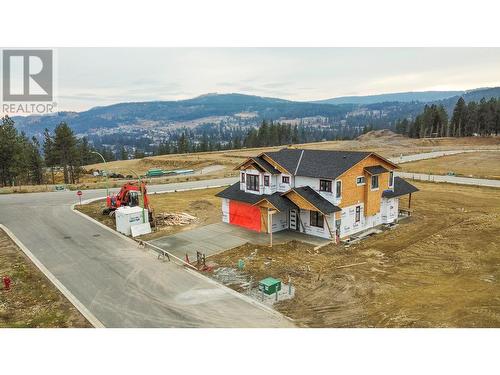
259, 277, 281, 295
146, 168, 165, 177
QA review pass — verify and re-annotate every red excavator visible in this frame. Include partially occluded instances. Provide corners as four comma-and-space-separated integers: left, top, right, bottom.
102, 181, 151, 216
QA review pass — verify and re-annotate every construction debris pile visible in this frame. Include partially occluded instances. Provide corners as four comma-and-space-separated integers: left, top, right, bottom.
155, 212, 197, 227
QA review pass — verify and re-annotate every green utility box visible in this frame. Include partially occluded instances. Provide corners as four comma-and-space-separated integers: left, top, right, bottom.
259, 277, 281, 295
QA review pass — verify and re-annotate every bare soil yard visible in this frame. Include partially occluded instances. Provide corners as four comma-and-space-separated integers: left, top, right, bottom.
401, 151, 500, 179
75, 187, 224, 241
209, 181, 500, 327
0, 229, 91, 328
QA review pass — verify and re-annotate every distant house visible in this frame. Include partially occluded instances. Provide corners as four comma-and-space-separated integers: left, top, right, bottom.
216, 148, 418, 240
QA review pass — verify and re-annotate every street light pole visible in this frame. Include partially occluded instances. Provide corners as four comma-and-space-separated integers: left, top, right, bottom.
91, 151, 109, 198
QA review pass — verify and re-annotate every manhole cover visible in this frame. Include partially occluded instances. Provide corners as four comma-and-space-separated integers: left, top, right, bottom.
92, 234, 101, 237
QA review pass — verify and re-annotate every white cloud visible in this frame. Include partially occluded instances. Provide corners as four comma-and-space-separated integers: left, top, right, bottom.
55, 48, 500, 111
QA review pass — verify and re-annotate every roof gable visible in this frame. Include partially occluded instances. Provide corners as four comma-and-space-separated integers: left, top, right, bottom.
264, 148, 372, 180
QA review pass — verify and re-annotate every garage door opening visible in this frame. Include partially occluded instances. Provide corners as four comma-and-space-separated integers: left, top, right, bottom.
229, 200, 261, 232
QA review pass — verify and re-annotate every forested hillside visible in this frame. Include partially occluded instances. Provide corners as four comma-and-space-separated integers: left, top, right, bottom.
395, 97, 500, 138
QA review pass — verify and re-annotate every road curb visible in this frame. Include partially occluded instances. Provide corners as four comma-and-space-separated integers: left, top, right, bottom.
0, 224, 105, 328
71, 183, 293, 325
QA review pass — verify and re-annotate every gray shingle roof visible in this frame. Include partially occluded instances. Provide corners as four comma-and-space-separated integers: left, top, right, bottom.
364, 165, 389, 175
286, 186, 341, 214
250, 156, 281, 174
382, 177, 419, 198
264, 148, 372, 179
216, 183, 297, 212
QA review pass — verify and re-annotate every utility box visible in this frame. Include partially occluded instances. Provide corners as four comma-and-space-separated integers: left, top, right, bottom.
115, 206, 149, 236
259, 277, 281, 295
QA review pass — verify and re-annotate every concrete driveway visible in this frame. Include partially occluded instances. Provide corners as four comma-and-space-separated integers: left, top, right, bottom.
149, 222, 330, 262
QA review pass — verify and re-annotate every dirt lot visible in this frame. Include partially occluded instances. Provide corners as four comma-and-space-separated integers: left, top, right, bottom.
401, 151, 500, 179
75, 187, 224, 241
0, 229, 91, 328
209, 181, 500, 327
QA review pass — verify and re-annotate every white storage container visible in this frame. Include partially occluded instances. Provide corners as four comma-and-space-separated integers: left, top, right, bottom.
115, 206, 149, 236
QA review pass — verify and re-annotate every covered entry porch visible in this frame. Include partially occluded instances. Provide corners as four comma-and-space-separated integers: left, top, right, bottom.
281, 186, 341, 240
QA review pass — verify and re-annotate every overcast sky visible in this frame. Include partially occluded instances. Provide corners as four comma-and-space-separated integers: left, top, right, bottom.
56, 48, 500, 112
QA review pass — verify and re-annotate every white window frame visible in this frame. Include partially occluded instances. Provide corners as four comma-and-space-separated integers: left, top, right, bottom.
355, 206, 361, 223
335, 180, 342, 199
389, 171, 394, 187
371, 175, 379, 191
356, 176, 365, 186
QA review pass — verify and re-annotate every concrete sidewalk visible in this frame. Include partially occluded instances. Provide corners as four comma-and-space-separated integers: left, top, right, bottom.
150, 222, 330, 261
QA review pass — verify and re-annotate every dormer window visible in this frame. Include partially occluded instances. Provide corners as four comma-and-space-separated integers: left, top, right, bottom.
264, 175, 270, 187
389, 171, 394, 187
282, 176, 290, 184
241, 173, 245, 183
246, 174, 259, 191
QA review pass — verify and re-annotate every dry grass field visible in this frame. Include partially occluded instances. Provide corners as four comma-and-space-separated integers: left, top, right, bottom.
84, 133, 500, 177
401, 151, 500, 179
210, 181, 500, 327
75, 187, 224, 241
0, 229, 91, 328
2, 133, 498, 194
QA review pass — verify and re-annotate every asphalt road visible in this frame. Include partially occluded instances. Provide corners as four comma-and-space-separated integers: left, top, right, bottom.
395, 171, 500, 188
0, 177, 293, 327
0, 149, 497, 327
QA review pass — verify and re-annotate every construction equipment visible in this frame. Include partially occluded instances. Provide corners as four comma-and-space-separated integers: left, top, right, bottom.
103, 181, 151, 216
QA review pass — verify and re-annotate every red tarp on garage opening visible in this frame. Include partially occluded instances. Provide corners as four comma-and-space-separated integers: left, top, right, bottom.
229, 200, 261, 232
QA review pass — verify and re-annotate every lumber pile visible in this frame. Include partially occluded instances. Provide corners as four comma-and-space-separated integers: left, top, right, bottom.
155, 212, 197, 226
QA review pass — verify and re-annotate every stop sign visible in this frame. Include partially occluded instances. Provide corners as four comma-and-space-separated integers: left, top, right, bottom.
77, 190, 83, 196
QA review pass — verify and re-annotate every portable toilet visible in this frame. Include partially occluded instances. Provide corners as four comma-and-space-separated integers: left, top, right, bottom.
115, 206, 149, 236
259, 277, 281, 295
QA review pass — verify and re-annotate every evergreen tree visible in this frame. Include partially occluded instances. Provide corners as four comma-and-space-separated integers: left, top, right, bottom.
27, 137, 44, 185
53, 122, 79, 184
0, 116, 22, 186
120, 145, 128, 160
450, 97, 467, 137
177, 132, 189, 153
43, 128, 57, 184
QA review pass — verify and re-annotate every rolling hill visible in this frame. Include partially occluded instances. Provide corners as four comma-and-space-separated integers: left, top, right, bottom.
11, 87, 500, 138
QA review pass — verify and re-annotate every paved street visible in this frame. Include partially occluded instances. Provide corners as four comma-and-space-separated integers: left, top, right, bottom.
396, 171, 500, 188
0, 178, 292, 327
0, 149, 497, 328
388, 149, 498, 164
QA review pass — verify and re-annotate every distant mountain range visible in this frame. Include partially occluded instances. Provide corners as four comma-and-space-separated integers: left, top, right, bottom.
313, 90, 464, 105
11, 87, 500, 138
